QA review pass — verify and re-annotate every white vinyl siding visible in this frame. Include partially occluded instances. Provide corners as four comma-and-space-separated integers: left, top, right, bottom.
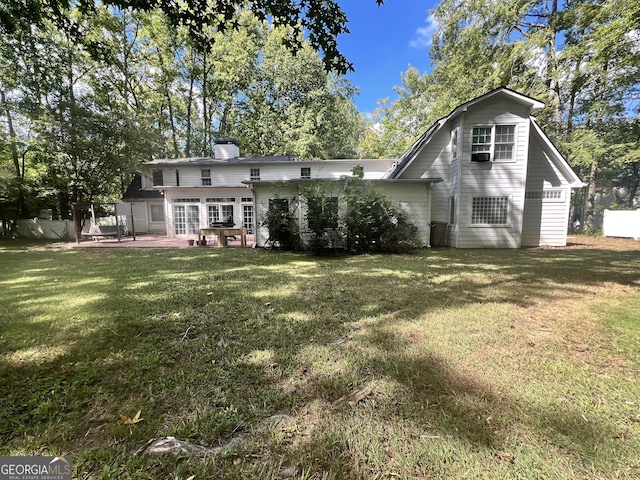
399, 124, 452, 229
457, 99, 530, 248
153, 159, 394, 188
521, 132, 573, 247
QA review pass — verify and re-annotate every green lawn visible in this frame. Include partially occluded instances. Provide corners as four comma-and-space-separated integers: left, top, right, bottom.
1, 237, 639, 479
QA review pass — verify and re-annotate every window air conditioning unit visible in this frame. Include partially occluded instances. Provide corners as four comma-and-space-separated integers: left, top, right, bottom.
471, 152, 491, 162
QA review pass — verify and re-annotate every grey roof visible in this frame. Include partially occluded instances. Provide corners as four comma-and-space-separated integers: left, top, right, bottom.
122, 174, 164, 200
145, 155, 299, 166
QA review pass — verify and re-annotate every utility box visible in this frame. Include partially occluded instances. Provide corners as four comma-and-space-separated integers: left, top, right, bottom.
430, 221, 448, 247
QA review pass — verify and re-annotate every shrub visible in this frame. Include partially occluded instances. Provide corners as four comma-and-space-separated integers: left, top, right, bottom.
262, 192, 300, 250
343, 176, 418, 254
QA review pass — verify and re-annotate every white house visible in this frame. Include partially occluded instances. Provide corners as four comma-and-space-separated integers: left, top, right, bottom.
124, 88, 583, 248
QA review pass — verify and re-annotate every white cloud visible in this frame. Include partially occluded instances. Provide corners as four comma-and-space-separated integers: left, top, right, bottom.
409, 14, 438, 49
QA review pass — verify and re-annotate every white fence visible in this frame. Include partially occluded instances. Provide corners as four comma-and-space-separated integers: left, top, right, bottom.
15, 216, 131, 240
15, 219, 74, 240
602, 209, 640, 240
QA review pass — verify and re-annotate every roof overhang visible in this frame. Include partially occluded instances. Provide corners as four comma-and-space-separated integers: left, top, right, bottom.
242, 177, 443, 187
530, 119, 584, 188
153, 185, 251, 191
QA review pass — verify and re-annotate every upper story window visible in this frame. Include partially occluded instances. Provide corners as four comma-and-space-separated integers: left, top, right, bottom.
152, 169, 164, 186
301, 167, 311, 179
451, 128, 460, 162
250, 168, 260, 180
201, 169, 212, 186
471, 125, 516, 162
494, 126, 515, 160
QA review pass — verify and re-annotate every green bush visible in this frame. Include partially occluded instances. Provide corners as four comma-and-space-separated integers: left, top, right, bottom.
343, 176, 418, 253
262, 176, 419, 254
262, 192, 300, 250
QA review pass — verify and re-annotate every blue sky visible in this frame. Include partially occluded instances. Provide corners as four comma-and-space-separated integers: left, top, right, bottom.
337, 1, 439, 114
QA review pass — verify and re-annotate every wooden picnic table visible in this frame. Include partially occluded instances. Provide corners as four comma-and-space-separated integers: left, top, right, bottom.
199, 227, 247, 247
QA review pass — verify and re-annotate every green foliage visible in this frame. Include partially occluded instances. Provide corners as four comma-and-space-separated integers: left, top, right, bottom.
343, 176, 418, 253
262, 177, 419, 254
0, 0, 388, 75
262, 189, 300, 250
0, 6, 364, 224
299, 180, 341, 253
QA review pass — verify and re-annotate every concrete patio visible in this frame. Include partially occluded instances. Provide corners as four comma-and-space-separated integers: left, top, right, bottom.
61, 233, 255, 249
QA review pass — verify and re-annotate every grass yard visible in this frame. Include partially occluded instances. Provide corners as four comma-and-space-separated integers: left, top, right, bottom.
1, 236, 639, 479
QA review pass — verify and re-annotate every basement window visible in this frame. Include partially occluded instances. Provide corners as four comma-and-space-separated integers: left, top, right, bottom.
471, 196, 509, 225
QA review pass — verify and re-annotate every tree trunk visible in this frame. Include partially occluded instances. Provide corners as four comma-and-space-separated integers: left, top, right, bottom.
628, 162, 640, 207
1, 89, 21, 178
1, 88, 29, 219
186, 74, 194, 157
202, 52, 208, 156
584, 156, 598, 231
157, 51, 179, 157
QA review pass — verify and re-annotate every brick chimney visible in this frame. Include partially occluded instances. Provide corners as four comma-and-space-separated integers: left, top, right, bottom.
214, 138, 240, 159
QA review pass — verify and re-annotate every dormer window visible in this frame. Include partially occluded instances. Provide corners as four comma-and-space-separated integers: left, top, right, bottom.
472, 125, 515, 162
201, 169, 211, 186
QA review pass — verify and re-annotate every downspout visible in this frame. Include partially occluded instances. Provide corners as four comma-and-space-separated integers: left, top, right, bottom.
427, 184, 433, 248
247, 182, 259, 247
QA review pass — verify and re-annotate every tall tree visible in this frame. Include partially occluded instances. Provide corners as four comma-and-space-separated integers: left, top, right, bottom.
0, 0, 387, 75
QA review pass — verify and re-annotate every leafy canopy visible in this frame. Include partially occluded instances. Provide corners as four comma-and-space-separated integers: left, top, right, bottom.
0, 0, 386, 74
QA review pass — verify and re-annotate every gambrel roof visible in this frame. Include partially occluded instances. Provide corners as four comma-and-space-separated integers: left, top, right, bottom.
385, 87, 581, 184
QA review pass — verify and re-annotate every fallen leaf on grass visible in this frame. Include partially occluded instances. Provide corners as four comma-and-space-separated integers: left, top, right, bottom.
299, 363, 308, 374
121, 410, 144, 425
332, 387, 372, 408
575, 344, 589, 352
497, 451, 515, 463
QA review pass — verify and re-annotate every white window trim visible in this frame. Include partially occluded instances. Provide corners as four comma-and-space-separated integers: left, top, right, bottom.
451, 128, 460, 163
470, 124, 517, 164
524, 189, 565, 202
469, 195, 511, 228
149, 204, 165, 223
201, 169, 212, 186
